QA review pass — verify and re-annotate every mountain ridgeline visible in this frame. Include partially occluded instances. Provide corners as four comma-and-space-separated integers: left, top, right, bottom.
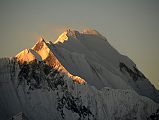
0, 29, 159, 120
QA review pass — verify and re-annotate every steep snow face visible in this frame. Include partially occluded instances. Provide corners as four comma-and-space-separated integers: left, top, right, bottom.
54, 29, 135, 68
0, 58, 158, 120
52, 29, 159, 103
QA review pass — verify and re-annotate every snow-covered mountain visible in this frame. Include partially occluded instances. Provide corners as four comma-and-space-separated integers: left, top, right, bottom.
52, 29, 159, 103
0, 29, 159, 120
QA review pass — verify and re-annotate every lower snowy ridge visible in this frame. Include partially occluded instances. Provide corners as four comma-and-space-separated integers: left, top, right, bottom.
0, 58, 158, 120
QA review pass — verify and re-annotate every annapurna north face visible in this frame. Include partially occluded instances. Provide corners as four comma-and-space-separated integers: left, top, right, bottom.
0, 29, 159, 120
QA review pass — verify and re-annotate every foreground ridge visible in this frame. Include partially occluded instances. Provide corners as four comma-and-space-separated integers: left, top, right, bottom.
0, 58, 158, 120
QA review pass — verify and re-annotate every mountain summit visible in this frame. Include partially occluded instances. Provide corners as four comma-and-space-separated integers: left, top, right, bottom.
52, 29, 159, 101
0, 29, 159, 120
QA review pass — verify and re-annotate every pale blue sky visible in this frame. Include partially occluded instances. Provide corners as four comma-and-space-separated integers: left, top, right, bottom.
0, 0, 159, 89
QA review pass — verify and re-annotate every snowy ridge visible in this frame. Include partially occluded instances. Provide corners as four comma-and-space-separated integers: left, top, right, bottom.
0, 58, 158, 120
0, 29, 159, 120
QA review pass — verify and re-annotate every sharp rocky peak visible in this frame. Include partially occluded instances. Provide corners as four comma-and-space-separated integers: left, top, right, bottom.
32, 37, 47, 51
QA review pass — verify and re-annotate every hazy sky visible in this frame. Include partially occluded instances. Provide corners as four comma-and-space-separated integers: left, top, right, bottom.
0, 0, 159, 89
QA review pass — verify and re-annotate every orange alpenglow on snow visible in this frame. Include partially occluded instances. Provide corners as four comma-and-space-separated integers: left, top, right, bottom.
15, 37, 86, 85
15, 48, 42, 63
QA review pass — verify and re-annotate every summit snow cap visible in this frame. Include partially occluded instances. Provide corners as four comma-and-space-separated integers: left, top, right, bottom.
54, 28, 106, 44
54, 29, 80, 44
82, 28, 102, 36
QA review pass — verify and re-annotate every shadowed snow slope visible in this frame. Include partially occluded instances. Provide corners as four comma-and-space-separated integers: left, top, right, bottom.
0, 29, 159, 120
53, 29, 159, 103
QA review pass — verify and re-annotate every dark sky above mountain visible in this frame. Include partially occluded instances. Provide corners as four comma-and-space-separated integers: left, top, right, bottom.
0, 0, 158, 89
